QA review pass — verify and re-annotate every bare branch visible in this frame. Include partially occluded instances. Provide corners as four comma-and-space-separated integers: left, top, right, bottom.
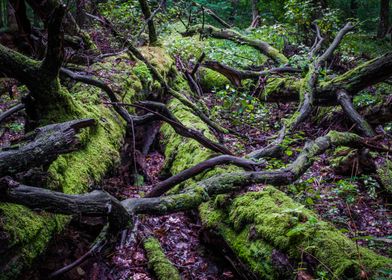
337, 89, 375, 137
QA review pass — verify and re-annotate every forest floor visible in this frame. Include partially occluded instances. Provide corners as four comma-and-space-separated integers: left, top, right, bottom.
1, 78, 391, 279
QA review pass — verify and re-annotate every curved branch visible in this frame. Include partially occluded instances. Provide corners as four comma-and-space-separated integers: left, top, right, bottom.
60, 68, 157, 126
316, 22, 354, 66
112, 101, 233, 155
146, 155, 266, 197
203, 60, 301, 87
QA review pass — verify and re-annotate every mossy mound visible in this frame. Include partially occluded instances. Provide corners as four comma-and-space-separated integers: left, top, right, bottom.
200, 188, 391, 279
199, 68, 230, 91
0, 48, 174, 279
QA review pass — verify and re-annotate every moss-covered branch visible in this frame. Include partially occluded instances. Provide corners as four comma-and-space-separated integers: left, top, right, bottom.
143, 237, 181, 280
183, 24, 288, 65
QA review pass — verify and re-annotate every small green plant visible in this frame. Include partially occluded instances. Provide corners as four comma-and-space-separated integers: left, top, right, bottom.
361, 175, 380, 199
7, 122, 24, 133
334, 179, 358, 204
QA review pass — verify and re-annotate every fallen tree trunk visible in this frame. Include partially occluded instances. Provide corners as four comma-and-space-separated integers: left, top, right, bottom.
0, 46, 175, 279
259, 51, 392, 105
0, 118, 95, 176
182, 24, 289, 65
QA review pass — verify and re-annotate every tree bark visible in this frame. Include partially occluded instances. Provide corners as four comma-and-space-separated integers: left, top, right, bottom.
377, 0, 390, 38
138, 0, 158, 45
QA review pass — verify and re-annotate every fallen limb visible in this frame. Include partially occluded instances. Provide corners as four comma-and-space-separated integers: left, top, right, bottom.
0, 103, 25, 124
182, 24, 289, 65
203, 60, 301, 87
0, 118, 95, 177
146, 155, 266, 197
111, 101, 232, 155
337, 89, 375, 137
0, 177, 131, 231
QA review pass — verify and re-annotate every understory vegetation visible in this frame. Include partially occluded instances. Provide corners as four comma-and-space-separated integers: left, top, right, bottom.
0, 0, 391, 279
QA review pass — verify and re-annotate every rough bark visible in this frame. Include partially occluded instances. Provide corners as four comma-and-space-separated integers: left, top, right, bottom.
260, 52, 392, 104
138, 0, 158, 44
0, 119, 95, 177
337, 90, 375, 137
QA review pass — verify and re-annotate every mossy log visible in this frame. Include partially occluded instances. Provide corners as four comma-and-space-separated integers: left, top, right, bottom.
0, 46, 174, 279
159, 99, 392, 279
183, 24, 289, 65
260, 51, 392, 105
143, 237, 181, 280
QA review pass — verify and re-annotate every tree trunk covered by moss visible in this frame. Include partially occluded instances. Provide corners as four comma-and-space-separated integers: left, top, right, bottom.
0, 47, 174, 279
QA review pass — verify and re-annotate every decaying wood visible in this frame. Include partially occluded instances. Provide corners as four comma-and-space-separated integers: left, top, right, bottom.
0, 177, 131, 230
204, 60, 301, 87
1, 131, 381, 224
0, 119, 95, 176
111, 101, 233, 155
146, 155, 266, 197
337, 89, 375, 137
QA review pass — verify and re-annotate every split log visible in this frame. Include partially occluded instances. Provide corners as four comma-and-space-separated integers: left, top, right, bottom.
0, 119, 95, 177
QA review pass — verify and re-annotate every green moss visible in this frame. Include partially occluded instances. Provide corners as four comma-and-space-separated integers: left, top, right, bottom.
377, 160, 392, 193
199, 68, 230, 91
160, 98, 216, 176
0, 48, 173, 279
161, 95, 391, 279
143, 237, 181, 280
260, 77, 301, 100
200, 187, 391, 279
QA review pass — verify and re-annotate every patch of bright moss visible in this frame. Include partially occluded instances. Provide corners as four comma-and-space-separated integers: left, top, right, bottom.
200, 187, 391, 279
143, 237, 181, 280
199, 68, 230, 91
